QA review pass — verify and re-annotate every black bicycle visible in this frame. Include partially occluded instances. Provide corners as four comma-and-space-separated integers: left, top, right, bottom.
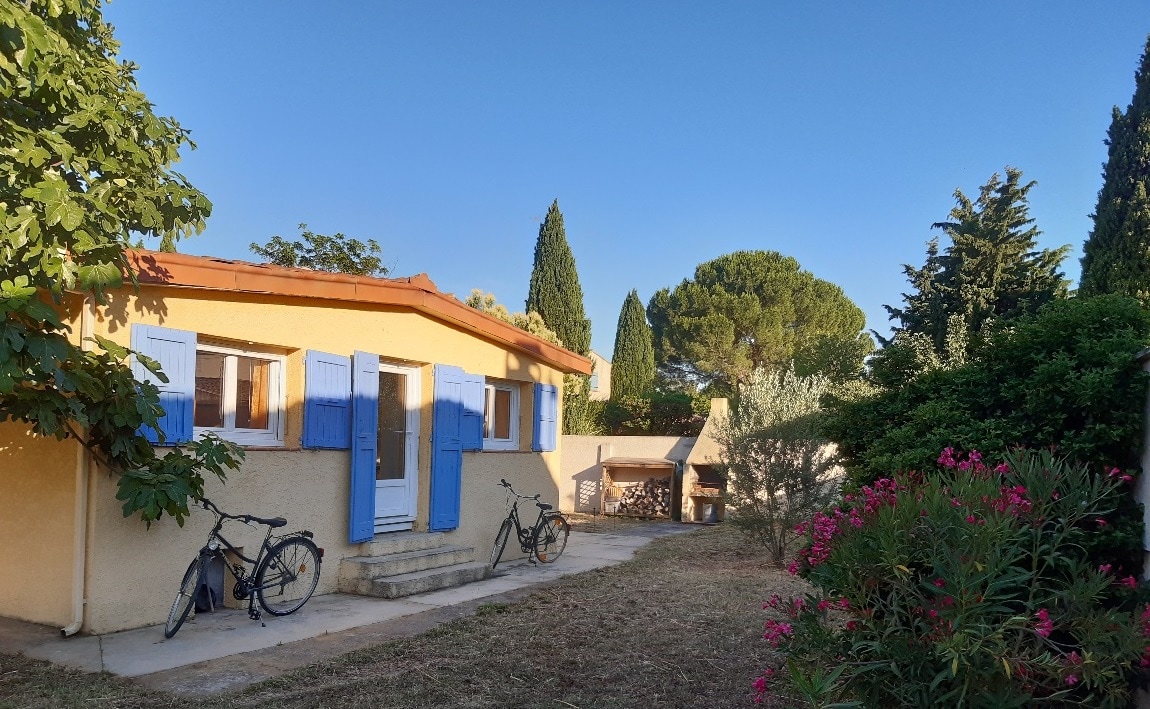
489, 478, 570, 569
164, 498, 323, 639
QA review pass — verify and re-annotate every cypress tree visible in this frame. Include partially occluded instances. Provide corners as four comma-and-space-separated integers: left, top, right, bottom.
610, 290, 656, 400
526, 199, 592, 434
526, 200, 592, 356
1080, 35, 1150, 300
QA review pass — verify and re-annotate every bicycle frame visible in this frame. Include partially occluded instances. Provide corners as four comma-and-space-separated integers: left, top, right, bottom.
198, 500, 306, 620
494, 479, 565, 565
501, 495, 551, 554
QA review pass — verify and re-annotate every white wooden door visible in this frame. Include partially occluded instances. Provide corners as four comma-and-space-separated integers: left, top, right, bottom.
374, 363, 420, 532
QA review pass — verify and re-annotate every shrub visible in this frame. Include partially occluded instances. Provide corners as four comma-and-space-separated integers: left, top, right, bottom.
600, 390, 706, 436
716, 367, 841, 566
757, 449, 1149, 708
825, 295, 1150, 572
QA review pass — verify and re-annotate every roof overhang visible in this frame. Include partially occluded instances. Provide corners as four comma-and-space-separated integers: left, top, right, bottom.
126, 250, 592, 376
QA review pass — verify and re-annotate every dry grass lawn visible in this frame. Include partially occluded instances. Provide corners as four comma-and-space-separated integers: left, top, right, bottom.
0, 525, 805, 709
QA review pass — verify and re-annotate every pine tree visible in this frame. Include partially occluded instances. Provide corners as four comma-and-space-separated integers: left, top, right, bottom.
1080, 35, 1150, 300
881, 168, 1068, 359
525, 200, 592, 433
610, 290, 655, 400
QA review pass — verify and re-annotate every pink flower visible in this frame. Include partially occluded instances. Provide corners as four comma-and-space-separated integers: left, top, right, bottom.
966, 515, 977, 524
1034, 608, 1053, 638
995, 463, 1009, 475
838, 598, 850, 610
933, 578, 946, 588
1099, 564, 1112, 574
817, 599, 832, 612
1065, 674, 1078, 686
1122, 575, 1138, 589
1096, 518, 1108, 528
786, 560, 800, 575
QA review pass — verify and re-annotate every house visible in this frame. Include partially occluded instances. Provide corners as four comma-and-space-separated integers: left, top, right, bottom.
588, 350, 611, 401
0, 251, 590, 635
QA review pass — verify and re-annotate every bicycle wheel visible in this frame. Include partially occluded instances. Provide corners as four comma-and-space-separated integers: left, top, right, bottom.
255, 537, 322, 616
532, 514, 569, 564
489, 519, 513, 569
164, 555, 205, 639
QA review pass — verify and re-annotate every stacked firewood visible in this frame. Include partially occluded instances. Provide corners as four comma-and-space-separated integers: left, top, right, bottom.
616, 477, 672, 516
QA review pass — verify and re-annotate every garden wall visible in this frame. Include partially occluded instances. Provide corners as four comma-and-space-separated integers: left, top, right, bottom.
562, 435, 696, 512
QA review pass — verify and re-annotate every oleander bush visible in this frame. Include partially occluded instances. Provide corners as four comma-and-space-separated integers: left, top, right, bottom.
756, 449, 1150, 708
825, 295, 1150, 574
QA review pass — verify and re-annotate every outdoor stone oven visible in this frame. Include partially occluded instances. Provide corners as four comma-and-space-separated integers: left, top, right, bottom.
681, 398, 729, 523
681, 463, 725, 523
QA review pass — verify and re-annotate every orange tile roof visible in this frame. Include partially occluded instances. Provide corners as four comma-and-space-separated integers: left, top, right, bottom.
126, 250, 592, 375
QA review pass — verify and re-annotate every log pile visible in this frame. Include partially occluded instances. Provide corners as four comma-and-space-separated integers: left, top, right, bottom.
615, 477, 673, 517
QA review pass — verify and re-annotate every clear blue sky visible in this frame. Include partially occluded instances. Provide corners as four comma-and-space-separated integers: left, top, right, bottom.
104, 2, 1149, 356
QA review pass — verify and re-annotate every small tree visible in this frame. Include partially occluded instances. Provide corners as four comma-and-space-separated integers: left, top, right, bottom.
610, 289, 655, 400
465, 290, 601, 436
716, 367, 841, 566
250, 224, 388, 277
0, 0, 243, 525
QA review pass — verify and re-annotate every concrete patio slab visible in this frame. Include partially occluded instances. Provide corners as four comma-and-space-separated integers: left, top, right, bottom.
1, 523, 699, 695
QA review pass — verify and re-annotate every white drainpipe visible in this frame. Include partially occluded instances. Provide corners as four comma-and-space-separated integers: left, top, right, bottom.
62, 295, 94, 637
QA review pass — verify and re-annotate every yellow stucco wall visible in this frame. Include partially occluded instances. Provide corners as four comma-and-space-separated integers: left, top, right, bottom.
24, 285, 571, 633
0, 423, 78, 627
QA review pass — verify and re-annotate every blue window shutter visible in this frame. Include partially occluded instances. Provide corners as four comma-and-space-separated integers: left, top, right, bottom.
533, 383, 558, 452
303, 350, 351, 449
349, 351, 380, 543
430, 364, 465, 531
460, 373, 485, 451
130, 324, 196, 445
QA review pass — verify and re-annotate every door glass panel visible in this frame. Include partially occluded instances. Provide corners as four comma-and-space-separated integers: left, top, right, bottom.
194, 352, 225, 428
235, 356, 270, 429
377, 372, 406, 480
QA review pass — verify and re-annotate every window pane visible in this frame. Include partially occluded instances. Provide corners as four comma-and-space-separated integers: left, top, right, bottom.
377, 372, 406, 480
235, 356, 270, 430
483, 388, 493, 439
493, 388, 511, 440
194, 352, 225, 428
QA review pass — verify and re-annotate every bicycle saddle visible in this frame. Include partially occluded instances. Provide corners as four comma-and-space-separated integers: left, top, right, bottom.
536, 502, 552, 511
247, 515, 288, 528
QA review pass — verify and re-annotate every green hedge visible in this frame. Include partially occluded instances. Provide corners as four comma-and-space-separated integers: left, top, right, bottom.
825, 295, 1150, 571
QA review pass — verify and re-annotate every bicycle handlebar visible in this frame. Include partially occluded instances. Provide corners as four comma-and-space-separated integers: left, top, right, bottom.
200, 497, 287, 528
497, 479, 540, 501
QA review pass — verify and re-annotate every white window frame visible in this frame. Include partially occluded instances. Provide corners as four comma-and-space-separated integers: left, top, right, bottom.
482, 381, 520, 451
193, 342, 286, 447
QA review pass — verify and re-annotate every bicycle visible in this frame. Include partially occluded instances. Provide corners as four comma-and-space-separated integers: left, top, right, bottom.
489, 478, 570, 569
164, 498, 323, 639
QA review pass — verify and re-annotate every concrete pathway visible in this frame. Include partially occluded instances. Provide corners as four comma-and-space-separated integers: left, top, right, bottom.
0, 525, 697, 695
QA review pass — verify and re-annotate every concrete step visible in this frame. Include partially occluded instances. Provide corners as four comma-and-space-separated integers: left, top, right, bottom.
358, 562, 492, 599
357, 531, 448, 556
337, 545, 476, 591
